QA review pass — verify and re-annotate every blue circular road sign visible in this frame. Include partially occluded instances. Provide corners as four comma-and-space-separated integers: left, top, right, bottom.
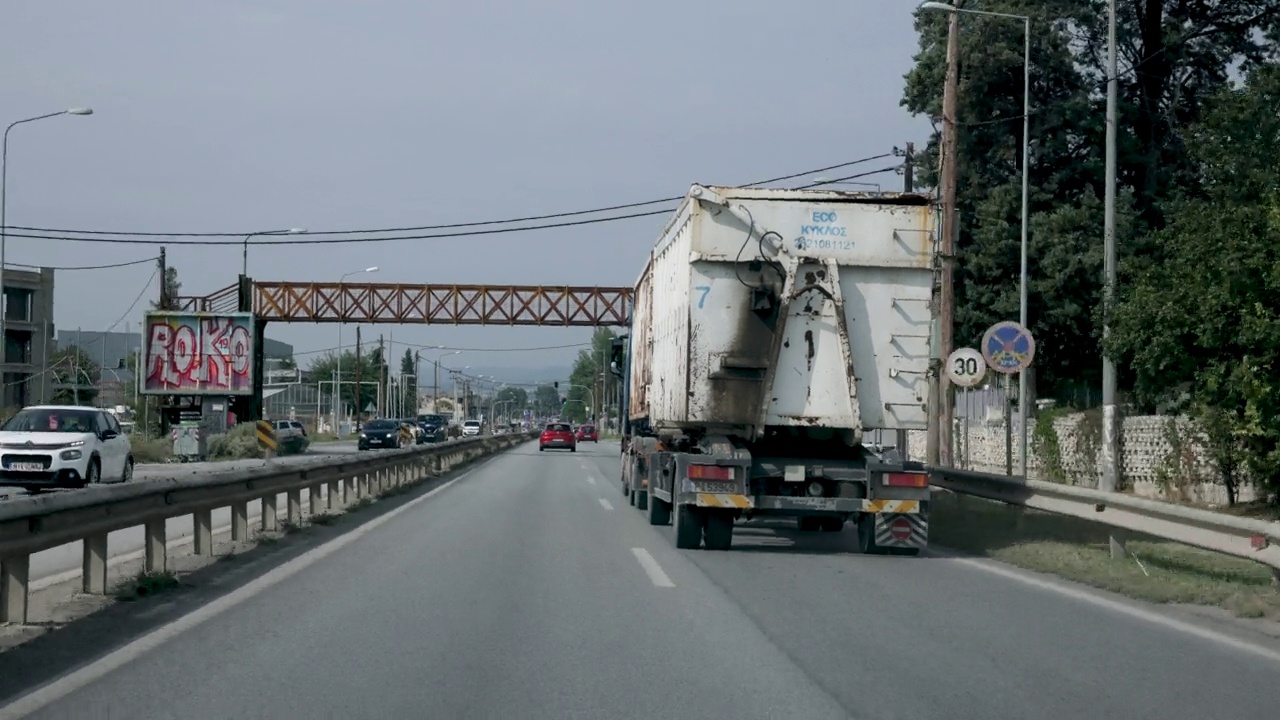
981, 321, 1036, 375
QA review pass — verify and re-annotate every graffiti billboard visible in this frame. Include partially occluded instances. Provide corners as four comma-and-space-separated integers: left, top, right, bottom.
141, 312, 256, 396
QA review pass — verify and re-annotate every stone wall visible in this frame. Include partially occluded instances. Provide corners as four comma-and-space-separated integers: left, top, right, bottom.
907, 412, 1259, 506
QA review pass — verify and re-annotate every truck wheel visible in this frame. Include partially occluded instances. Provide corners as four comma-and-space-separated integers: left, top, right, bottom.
674, 504, 703, 549
796, 516, 821, 532
703, 512, 734, 550
636, 490, 648, 511
819, 517, 844, 532
856, 514, 882, 555
647, 495, 670, 526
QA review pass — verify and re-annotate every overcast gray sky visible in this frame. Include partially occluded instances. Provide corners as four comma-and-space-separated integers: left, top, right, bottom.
2, 0, 929, 379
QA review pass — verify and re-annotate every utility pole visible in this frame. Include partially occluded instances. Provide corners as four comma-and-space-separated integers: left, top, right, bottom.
157, 248, 168, 310
903, 141, 914, 192
377, 335, 385, 417
1101, 0, 1123, 558
354, 326, 362, 430
934, 7, 961, 467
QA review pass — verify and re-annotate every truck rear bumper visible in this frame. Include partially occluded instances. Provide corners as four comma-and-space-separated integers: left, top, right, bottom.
678, 493, 924, 515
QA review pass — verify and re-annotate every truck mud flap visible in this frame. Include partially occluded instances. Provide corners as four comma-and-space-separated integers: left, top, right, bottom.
873, 512, 927, 549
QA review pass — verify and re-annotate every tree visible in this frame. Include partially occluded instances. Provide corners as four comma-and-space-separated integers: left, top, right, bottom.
50, 347, 100, 405
399, 349, 417, 414
306, 350, 384, 417
494, 386, 528, 421
565, 328, 616, 422
901, 0, 1277, 405
534, 384, 559, 417
151, 266, 182, 310
1109, 63, 1280, 504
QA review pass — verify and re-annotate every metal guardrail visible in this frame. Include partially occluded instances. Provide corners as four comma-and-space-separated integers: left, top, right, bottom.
0, 432, 537, 623
930, 467, 1280, 581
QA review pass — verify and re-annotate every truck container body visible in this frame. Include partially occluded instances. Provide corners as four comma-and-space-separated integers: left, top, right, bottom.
621, 184, 936, 553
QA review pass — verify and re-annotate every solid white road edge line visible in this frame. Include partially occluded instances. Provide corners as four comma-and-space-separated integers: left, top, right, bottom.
945, 554, 1280, 666
0, 465, 485, 720
598, 498, 614, 511
631, 547, 675, 588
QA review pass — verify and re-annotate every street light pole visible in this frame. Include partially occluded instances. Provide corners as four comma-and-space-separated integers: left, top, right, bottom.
242, 228, 306, 278
2, 108, 93, 405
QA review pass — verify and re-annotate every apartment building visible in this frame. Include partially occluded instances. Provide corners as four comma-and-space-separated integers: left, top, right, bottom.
1, 267, 55, 409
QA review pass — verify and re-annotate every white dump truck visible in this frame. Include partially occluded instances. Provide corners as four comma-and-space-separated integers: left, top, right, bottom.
618, 184, 936, 552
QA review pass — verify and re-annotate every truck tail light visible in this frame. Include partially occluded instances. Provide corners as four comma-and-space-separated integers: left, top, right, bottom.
883, 472, 928, 488
688, 464, 733, 481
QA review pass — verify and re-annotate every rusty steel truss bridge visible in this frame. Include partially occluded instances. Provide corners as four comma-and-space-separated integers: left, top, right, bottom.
173, 281, 632, 326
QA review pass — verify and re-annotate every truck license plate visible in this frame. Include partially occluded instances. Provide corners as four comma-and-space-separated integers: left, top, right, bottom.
10, 462, 43, 472
694, 481, 737, 494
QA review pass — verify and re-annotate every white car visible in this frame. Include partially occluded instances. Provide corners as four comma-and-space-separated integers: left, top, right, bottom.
0, 405, 134, 490
461, 420, 482, 436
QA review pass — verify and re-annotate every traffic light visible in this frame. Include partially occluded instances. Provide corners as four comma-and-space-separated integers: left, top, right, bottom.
610, 338, 626, 378
554, 381, 559, 389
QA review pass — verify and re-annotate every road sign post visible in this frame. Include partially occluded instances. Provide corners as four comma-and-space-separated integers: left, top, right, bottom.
981, 321, 1036, 477
945, 348, 987, 389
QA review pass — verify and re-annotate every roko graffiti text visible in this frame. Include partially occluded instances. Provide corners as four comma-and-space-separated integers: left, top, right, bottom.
142, 312, 256, 395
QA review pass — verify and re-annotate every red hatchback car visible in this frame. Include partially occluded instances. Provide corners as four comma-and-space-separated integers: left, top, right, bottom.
539, 422, 576, 452
576, 424, 598, 443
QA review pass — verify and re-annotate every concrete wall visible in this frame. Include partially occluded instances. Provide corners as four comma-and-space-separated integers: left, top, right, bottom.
907, 412, 1260, 506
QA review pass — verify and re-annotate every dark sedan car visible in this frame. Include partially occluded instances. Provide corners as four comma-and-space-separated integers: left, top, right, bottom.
416, 414, 449, 443
358, 419, 404, 450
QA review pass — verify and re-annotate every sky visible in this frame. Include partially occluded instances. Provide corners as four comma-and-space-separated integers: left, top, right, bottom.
1, 0, 931, 385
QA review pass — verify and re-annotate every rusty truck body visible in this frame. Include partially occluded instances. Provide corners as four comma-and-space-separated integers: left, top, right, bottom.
618, 184, 937, 552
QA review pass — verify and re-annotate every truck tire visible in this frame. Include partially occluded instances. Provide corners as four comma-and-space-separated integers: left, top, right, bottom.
703, 512, 733, 550
674, 504, 703, 549
819, 517, 844, 532
647, 494, 670, 525
636, 490, 648, 511
796, 516, 821, 532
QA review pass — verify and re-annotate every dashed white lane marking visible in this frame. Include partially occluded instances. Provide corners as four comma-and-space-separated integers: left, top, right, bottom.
585, 476, 596, 485
598, 498, 614, 510
631, 547, 675, 588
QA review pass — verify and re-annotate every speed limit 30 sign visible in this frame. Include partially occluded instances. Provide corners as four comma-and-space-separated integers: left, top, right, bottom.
945, 347, 987, 388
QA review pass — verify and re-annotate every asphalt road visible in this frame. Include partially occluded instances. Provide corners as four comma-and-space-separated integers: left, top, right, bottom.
7, 440, 1280, 719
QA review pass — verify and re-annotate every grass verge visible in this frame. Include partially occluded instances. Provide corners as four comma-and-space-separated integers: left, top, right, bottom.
114, 571, 182, 601
930, 492, 1280, 621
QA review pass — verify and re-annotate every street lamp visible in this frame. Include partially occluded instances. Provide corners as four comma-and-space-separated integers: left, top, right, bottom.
334, 266, 378, 435
1, 108, 94, 404
241, 227, 307, 277
920, 1, 1032, 476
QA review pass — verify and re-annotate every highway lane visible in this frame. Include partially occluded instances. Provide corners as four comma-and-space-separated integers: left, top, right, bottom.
9, 440, 1280, 719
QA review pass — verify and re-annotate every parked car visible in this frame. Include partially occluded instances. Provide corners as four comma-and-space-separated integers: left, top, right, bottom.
576, 424, 599, 443
416, 414, 449, 443
358, 418, 405, 450
539, 422, 576, 452
0, 405, 134, 489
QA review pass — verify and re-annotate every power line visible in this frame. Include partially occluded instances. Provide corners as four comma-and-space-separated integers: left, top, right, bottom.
6, 256, 158, 271
1, 153, 896, 242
